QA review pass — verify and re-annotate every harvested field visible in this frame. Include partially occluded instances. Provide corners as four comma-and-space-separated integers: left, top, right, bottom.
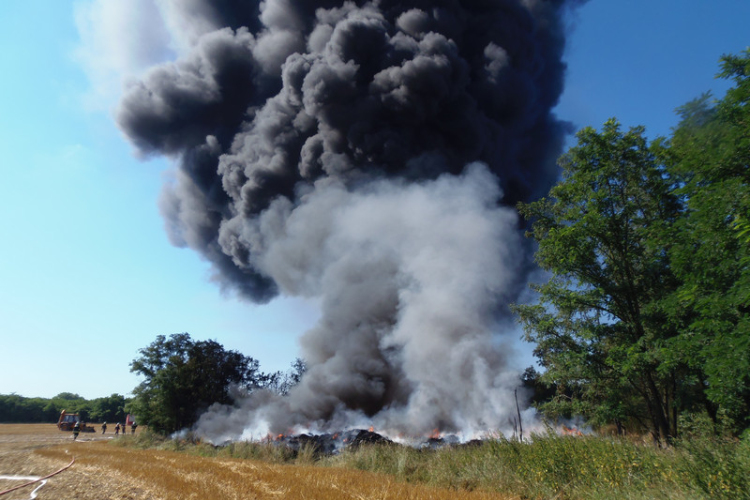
0, 424, 510, 499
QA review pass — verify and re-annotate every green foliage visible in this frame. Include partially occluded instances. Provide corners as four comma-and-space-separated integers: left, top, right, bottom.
667, 49, 750, 430
129, 333, 270, 434
514, 49, 750, 438
521, 366, 557, 408
88, 394, 128, 423
262, 357, 308, 396
678, 438, 750, 499
54, 392, 83, 401
483, 435, 672, 498
0, 392, 129, 423
514, 120, 685, 441
0, 394, 58, 423
326, 435, 750, 499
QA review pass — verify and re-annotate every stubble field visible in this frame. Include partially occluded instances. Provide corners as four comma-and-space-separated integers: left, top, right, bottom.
0, 424, 509, 499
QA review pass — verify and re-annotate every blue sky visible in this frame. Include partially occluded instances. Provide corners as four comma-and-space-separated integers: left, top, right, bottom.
0, 1, 748, 400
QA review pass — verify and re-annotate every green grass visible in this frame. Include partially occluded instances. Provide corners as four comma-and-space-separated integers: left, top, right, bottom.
320, 434, 750, 499
115, 430, 750, 500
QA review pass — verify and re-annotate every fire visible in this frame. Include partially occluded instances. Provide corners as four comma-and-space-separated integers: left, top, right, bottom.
428, 428, 441, 440
560, 425, 583, 437
369, 426, 374, 432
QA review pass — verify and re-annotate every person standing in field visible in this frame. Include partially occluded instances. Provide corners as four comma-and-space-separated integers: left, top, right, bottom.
73, 421, 80, 441
131, 422, 137, 435
102, 422, 107, 434
115, 423, 120, 436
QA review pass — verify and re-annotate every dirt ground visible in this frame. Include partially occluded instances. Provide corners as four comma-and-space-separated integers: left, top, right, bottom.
0, 424, 160, 500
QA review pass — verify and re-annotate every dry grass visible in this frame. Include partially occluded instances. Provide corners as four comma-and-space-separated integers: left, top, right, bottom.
0, 424, 513, 499
37, 443, 511, 499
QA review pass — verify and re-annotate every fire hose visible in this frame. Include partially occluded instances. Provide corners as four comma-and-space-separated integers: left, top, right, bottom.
0, 456, 75, 498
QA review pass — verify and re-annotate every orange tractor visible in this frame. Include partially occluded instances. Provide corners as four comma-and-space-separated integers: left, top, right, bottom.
57, 409, 95, 432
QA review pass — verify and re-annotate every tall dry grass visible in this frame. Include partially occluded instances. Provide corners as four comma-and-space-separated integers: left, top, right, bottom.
36, 437, 511, 499
318, 434, 750, 500
29, 424, 748, 500
119, 429, 750, 500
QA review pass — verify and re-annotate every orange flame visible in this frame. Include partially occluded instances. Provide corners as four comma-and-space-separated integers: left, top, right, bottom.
369, 426, 374, 432
428, 428, 441, 439
561, 425, 583, 437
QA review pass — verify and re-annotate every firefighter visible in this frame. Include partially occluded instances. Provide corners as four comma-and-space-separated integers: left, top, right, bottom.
102, 422, 108, 434
73, 421, 80, 440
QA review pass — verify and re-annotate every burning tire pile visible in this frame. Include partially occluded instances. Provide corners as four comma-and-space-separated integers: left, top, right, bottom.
267, 428, 486, 456
275, 429, 393, 455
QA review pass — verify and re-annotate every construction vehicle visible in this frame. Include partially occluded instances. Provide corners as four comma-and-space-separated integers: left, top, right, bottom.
57, 409, 95, 432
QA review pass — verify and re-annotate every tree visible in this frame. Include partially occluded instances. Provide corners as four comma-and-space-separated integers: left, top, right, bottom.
513, 120, 687, 442
287, 358, 307, 387
50, 393, 90, 421
53, 392, 83, 401
520, 366, 557, 409
269, 358, 308, 396
667, 50, 750, 431
129, 333, 268, 434
514, 50, 750, 440
0, 394, 51, 423
89, 394, 128, 423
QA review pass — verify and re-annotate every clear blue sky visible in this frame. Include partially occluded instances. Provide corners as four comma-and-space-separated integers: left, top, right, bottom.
0, 1, 747, 400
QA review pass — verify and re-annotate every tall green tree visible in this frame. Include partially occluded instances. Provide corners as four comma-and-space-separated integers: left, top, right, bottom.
668, 50, 750, 430
89, 394, 128, 423
129, 333, 268, 434
50, 393, 90, 421
513, 120, 687, 442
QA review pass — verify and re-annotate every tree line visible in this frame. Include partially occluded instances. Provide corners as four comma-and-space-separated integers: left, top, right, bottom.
514, 50, 750, 443
0, 392, 129, 424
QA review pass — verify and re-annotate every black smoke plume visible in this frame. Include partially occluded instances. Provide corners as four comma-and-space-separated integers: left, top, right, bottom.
118, 0, 580, 439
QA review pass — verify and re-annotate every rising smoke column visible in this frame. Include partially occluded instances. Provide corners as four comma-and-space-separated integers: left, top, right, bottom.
117, 0, 580, 438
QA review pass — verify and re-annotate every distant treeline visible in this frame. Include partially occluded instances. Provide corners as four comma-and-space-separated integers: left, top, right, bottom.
0, 392, 130, 424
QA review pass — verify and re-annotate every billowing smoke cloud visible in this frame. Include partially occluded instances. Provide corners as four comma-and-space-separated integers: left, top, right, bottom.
113, 0, 580, 438
197, 164, 527, 439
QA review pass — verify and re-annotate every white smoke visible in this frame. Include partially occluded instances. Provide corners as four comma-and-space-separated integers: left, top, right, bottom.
196, 163, 525, 441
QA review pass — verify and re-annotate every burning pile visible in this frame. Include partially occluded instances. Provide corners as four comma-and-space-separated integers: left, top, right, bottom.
113, 0, 581, 441
270, 428, 394, 455
264, 427, 482, 456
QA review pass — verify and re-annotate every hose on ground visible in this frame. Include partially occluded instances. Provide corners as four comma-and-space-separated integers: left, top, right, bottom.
0, 456, 75, 497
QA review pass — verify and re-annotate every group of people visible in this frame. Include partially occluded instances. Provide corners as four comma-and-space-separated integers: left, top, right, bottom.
74, 421, 137, 440
101, 421, 137, 436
